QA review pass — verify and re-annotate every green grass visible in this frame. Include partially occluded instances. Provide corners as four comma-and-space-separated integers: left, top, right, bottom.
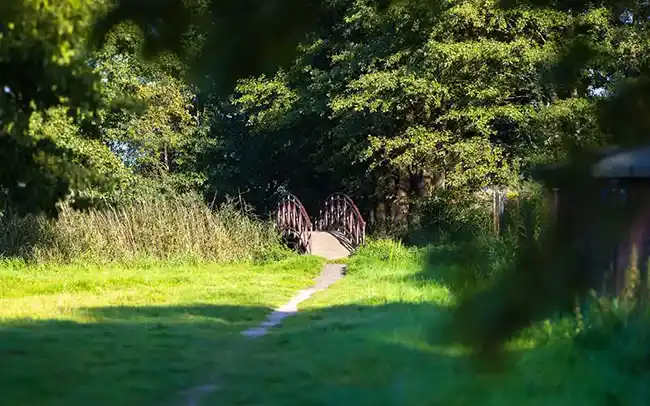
197, 239, 649, 406
3, 239, 650, 406
0, 256, 325, 406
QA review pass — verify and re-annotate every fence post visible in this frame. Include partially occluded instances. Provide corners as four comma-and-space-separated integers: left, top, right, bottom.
552, 188, 559, 225
493, 189, 499, 235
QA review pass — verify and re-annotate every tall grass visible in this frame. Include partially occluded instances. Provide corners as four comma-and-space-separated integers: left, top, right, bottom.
0, 193, 289, 264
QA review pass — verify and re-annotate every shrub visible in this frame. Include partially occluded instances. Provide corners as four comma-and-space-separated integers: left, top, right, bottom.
406, 188, 493, 245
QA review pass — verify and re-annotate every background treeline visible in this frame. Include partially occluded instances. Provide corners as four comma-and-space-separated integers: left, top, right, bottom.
2, 0, 649, 264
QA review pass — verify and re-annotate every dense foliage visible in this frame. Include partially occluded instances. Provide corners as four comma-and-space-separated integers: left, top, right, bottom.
196, 0, 609, 232
0, 0, 632, 215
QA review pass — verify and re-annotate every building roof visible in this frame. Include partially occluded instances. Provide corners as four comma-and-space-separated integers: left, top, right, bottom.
592, 145, 650, 178
531, 145, 650, 180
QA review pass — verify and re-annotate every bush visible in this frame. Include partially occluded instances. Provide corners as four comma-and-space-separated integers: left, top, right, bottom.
426, 235, 515, 294
404, 182, 554, 297
406, 188, 493, 245
0, 193, 291, 264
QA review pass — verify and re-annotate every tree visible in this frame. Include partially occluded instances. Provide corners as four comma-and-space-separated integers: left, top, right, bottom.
216, 0, 609, 231
91, 0, 355, 95
0, 0, 116, 215
0, 0, 346, 215
91, 21, 205, 193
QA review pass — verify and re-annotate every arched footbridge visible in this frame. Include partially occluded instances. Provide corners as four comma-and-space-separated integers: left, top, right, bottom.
275, 193, 366, 260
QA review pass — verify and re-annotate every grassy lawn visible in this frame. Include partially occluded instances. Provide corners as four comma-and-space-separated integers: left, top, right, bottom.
2, 241, 648, 406
201, 240, 645, 406
0, 256, 325, 406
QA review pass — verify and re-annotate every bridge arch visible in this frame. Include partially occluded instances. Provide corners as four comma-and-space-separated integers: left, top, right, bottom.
274, 192, 366, 256
315, 193, 366, 250
275, 193, 312, 253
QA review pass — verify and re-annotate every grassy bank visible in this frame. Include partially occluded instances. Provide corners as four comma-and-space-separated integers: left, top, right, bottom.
0, 256, 325, 406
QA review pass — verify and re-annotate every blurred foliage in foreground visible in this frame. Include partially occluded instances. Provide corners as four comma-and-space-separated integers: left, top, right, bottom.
446, 0, 650, 357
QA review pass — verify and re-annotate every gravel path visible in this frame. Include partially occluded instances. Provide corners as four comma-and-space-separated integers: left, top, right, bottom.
180, 263, 347, 406
241, 263, 346, 338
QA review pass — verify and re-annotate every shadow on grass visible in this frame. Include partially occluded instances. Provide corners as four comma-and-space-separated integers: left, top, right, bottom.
0, 304, 274, 406
0, 300, 562, 406
82, 303, 272, 324
203, 302, 573, 406
0, 302, 460, 406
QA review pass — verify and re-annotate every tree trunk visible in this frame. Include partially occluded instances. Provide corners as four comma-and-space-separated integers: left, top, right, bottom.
386, 175, 396, 224
394, 172, 410, 226
371, 168, 389, 234
162, 144, 170, 172
433, 169, 446, 189
375, 199, 387, 234
413, 168, 446, 197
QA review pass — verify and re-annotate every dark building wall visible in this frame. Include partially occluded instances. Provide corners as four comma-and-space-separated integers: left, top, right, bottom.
551, 179, 650, 297
611, 181, 650, 297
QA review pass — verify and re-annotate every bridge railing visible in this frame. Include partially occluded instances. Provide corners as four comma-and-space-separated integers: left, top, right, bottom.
275, 193, 312, 253
316, 193, 366, 249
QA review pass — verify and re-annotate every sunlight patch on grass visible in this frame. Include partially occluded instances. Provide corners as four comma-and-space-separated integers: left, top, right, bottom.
0, 256, 325, 320
300, 240, 453, 312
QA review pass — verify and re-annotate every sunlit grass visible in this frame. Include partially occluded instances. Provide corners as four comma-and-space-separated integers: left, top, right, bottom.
0, 256, 325, 406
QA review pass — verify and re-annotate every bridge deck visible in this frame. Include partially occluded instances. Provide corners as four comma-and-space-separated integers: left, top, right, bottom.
309, 231, 351, 261
275, 192, 365, 257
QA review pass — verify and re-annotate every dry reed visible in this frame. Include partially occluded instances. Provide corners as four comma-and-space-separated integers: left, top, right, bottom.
0, 193, 287, 264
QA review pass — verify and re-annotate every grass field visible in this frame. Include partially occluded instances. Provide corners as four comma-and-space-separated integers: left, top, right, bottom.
2, 240, 649, 406
0, 256, 325, 406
